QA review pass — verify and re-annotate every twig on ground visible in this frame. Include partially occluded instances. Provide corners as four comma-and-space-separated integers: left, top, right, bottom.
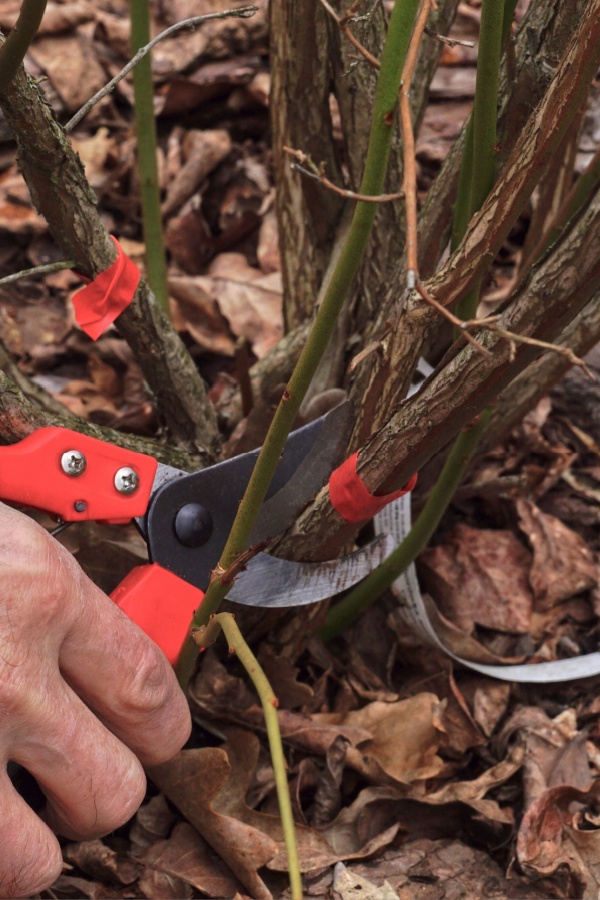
65, 6, 258, 132
284, 147, 404, 203
192, 613, 302, 900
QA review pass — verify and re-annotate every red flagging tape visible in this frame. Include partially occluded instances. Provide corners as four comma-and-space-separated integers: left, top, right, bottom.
72, 236, 140, 340
329, 451, 418, 523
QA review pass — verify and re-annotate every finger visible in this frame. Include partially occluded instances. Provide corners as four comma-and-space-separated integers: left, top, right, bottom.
58, 564, 191, 766
11, 676, 147, 840
0, 770, 63, 898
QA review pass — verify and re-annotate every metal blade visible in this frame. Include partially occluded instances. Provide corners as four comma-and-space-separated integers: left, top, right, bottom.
227, 534, 394, 608
141, 402, 355, 592
249, 401, 353, 544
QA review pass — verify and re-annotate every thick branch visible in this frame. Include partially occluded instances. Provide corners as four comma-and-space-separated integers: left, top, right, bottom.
281, 177, 600, 560
0, 371, 196, 469
0, 0, 47, 88
349, 0, 600, 446
0, 62, 220, 462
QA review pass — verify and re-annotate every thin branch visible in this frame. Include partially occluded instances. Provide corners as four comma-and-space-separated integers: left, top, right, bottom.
317, 0, 381, 69
400, 0, 432, 288
65, 6, 258, 132
416, 280, 592, 374
284, 147, 404, 203
488, 325, 594, 378
174, 0, 422, 686
415, 280, 493, 355
424, 26, 474, 48
0, 259, 75, 286
0, 0, 47, 90
193, 614, 302, 900
130, 0, 170, 314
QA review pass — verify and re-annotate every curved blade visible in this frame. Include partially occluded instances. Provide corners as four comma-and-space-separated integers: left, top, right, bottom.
249, 401, 353, 544
228, 534, 394, 608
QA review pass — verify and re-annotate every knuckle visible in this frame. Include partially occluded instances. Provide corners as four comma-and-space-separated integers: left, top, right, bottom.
50, 754, 147, 840
118, 639, 176, 719
0, 506, 81, 634
142, 696, 192, 765
114, 639, 191, 764
92, 757, 147, 836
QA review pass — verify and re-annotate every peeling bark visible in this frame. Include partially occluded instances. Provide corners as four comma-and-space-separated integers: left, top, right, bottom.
347, 0, 600, 448
0, 371, 196, 469
279, 175, 600, 561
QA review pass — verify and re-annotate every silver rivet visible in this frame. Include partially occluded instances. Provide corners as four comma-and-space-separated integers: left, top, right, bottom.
114, 467, 139, 495
61, 450, 86, 476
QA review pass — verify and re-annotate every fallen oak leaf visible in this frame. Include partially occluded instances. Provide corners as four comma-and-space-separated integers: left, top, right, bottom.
517, 781, 600, 898
135, 822, 244, 899
418, 524, 533, 634
517, 499, 598, 609
315, 694, 447, 786
149, 748, 277, 900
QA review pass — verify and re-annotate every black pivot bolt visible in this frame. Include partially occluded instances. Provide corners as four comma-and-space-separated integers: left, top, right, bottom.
174, 503, 213, 548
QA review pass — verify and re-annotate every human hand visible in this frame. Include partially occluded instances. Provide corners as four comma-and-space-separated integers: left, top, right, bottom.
0, 503, 191, 897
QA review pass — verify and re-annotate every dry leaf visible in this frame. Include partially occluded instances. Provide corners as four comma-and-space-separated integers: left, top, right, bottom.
498, 706, 592, 811
419, 524, 533, 634
28, 34, 107, 113
517, 499, 598, 608
149, 748, 277, 899
209, 253, 283, 358
63, 839, 139, 884
317, 695, 446, 785
169, 275, 236, 356
136, 822, 243, 899
517, 782, 600, 899
333, 862, 399, 899
162, 129, 232, 217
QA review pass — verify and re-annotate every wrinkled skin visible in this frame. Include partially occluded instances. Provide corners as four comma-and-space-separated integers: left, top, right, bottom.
0, 503, 191, 897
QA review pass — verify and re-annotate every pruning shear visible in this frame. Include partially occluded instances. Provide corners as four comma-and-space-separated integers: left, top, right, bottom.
0, 404, 392, 663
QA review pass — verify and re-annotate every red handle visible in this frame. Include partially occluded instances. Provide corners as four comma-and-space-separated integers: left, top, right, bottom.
0, 427, 157, 521
111, 564, 204, 664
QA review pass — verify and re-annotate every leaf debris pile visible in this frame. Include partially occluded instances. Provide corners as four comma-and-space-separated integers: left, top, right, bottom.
0, 1, 599, 898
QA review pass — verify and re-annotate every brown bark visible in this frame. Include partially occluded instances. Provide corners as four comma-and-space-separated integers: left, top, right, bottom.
417, 0, 587, 280
0, 371, 196, 469
269, 0, 346, 331
347, 0, 600, 450
269, 0, 459, 401
278, 173, 600, 561
0, 63, 220, 463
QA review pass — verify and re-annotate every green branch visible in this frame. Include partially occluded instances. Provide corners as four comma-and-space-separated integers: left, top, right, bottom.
130, 0, 170, 314
175, 0, 421, 686
0, 0, 47, 90
193, 614, 302, 900
322, 0, 510, 638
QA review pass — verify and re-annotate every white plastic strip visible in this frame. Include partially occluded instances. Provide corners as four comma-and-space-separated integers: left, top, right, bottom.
373, 359, 600, 683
